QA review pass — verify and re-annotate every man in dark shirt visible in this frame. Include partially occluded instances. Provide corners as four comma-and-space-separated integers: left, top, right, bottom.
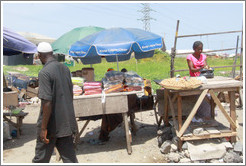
32, 42, 78, 163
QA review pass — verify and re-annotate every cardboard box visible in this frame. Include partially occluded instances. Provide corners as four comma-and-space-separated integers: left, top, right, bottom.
26, 87, 39, 98
3, 91, 19, 107
82, 68, 94, 82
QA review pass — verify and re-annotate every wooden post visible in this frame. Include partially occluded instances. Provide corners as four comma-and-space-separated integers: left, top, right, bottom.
228, 91, 237, 142
123, 112, 132, 155
3, 73, 7, 88
170, 20, 180, 78
164, 89, 170, 126
239, 25, 243, 81
177, 95, 182, 130
232, 35, 239, 78
238, 26, 243, 107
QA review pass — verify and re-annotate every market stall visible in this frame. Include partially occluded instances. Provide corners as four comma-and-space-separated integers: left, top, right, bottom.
155, 76, 243, 151
73, 91, 138, 154
71, 69, 154, 155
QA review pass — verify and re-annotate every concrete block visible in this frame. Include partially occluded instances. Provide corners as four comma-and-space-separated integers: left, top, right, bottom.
187, 140, 226, 161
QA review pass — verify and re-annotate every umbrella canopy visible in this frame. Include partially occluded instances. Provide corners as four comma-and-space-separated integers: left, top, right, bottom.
17, 32, 55, 45
69, 27, 166, 65
3, 27, 37, 55
51, 26, 105, 55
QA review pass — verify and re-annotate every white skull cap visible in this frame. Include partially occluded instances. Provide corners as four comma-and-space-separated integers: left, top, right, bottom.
37, 42, 53, 53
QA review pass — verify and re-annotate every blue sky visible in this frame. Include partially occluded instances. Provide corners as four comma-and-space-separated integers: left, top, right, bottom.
2, 1, 244, 53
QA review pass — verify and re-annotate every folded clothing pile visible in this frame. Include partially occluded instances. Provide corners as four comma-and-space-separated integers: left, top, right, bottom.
103, 71, 124, 89
124, 71, 144, 87
83, 82, 102, 95
104, 83, 124, 94
73, 85, 83, 96
71, 77, 85, 87
102, 71, 144, 93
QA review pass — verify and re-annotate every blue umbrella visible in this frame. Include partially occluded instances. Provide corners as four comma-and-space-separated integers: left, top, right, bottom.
69, 28, 166, 70
3, 27, 37, 55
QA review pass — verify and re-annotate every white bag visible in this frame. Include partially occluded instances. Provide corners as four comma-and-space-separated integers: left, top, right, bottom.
3, 122, 12, 141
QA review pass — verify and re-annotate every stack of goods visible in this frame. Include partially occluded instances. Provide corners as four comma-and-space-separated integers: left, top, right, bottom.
102, 71, 144, 93
73, 85, 83, 96
103, 71, 124, 89
72, 77, 84, 96
123, 71, 144, 92
83, 82, 102, 95
160, 76, 202, 90
104, 83, 124, 94
71, 77, 85, 87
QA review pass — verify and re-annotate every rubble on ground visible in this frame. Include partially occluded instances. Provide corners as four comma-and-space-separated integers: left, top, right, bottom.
156, 124, 244, 163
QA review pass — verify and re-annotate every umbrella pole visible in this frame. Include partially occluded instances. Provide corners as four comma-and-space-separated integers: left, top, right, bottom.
135, 59, 138, 73
116, 55, 119, 71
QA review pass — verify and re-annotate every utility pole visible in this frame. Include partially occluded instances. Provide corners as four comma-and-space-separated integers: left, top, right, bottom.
138, 3, 156, 32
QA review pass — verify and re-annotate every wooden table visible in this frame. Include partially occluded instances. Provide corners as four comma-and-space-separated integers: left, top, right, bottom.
158, 76, 243, 150
73, 91, 139, 155
3, 110, 28, 138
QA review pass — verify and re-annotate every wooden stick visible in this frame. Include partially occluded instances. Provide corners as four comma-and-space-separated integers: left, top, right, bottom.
167, 94, 179, 136
123, 112, 132, 155
177, 95, 182, 130
229, 91, 237, 142
164, 89, 169, 126
209, 90, 237, 129
177, 30, 242, 38
75, 120, 90, 145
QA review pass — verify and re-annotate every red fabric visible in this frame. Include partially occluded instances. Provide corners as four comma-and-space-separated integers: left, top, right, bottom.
84, 89, 102, 95
84, 82, 102, 86
83, 86, 102, 90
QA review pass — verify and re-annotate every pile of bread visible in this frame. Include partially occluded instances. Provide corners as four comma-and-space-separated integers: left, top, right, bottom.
160, 77, 202, 90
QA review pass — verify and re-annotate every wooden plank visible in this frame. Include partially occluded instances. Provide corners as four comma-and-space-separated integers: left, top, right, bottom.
177, 30, 242, 38
210, 87, 239, 93
209, 90, 237, 129
229, 91, 237, 142
210, 96, 215, 119
73, 95, 128, 117
177, 95, 182, 130
167, 94, 179, 136
3, 73, 7, 88
123, 112, 132, 155
201, 80, 243, 89
164, 89, 169, 126
193, 130, 210, 136
180, 132, 237, 141
177, 89, 208, 137
26, 87, 38, 98
205, 127, 221, 134
178, 90, 202, 96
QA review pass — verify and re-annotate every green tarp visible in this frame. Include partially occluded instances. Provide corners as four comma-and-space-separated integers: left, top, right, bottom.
51, 26, 104, 55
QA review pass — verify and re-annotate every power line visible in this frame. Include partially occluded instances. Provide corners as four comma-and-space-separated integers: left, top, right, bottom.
137, 3, 156, 31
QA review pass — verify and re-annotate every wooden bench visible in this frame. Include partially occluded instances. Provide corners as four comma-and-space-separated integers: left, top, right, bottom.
3, 111, 28, 138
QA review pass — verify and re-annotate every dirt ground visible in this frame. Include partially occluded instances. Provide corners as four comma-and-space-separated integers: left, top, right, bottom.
2, 99, 244, 164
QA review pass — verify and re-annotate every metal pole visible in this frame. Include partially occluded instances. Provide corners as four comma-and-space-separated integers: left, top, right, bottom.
170, 20, 179, 78
232, 36, 239, 78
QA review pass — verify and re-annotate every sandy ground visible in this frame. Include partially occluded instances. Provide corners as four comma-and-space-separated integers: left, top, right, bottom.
2, 99, 244, 164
